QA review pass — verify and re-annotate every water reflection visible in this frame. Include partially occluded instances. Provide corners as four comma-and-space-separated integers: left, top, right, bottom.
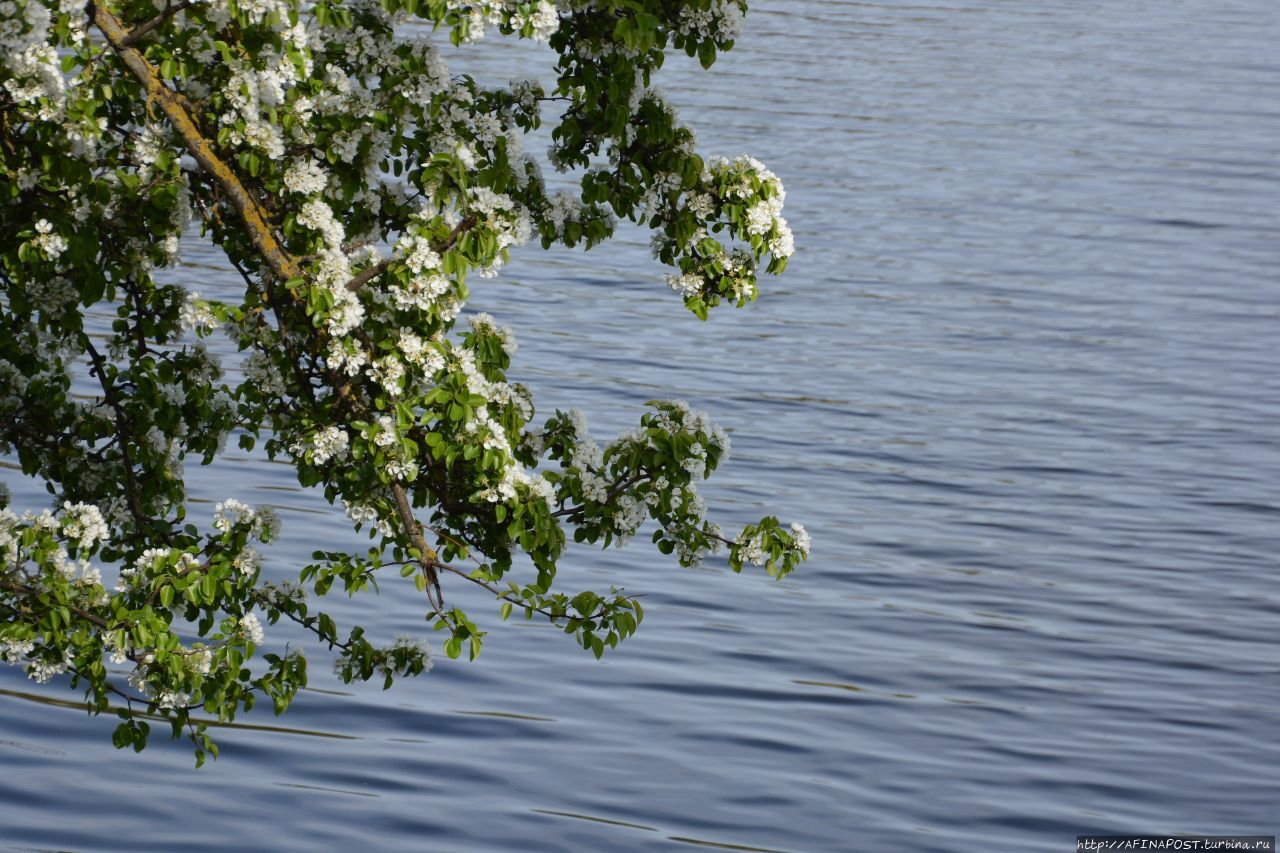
2, 0, 1278, 849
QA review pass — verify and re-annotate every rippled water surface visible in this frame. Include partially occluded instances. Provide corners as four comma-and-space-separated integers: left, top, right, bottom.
3, 1, 1278, 850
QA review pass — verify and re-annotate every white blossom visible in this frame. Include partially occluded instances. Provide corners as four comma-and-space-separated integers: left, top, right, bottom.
59, 502, 107, 550
789, 522, 811, 557
29, 219, 67, 260
667, 272, 704, 298
238, 612, 265, 645
283, 158, 329, 195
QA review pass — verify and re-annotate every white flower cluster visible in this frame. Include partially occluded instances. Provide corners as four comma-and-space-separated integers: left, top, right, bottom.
343, 499, 395, 537
338, 19, 398, 69
639, 170, 683, 220
58, 501, 107, 551
450, 347, 550, 505
453, 346, 520, 423
543, 192, 584, 238
736, 522, 810, 567
243, 350, 287, 397
28, 219, 66, 261
119, 636, 220, 709
649, 400, 731, 463
1, 503, 104, 563
185, 343, 224, 387
745, 195, 791, 258
386, 458, 419, 482
509, 79, 541, 116
213, 499, 280, 541
514, 0, 560, 41
257, 506, 282, 538
179, 291, 218, 334
158, 382, 185, 408
212, 10, 311, 157
372, 414, 398, 448
363, 406, 415, 476
290, 425, 351, 465
789, 522, 811, 557
238, 612, 266, 645
156, 689, 190, 711
736, 530, 769, 566
1, 0, 66, 121
101, 633, 129, 665
666, 247, 755, 304
675, 0, 746, 43
117, 547, 201, 592
719, 247, 758, 300
283, 158, 329, 196
296, 198, 346, 249
0, 504, 107, 603
446, 0, 560, 43
397, 39, 451, 104
233, 547, 261, 575
326, 336, 368, 377
189, 646, 214, 675
390, 229, 452, 312
464, 187, 533, 278
233, 0, 293, 28
224, 89, 286, 158
0, 637, 36, 664
686, 191, 716, 219
674, 520, 724, 568
142, 422, 185, 480
542, 402, 733, 559
612, 494, 645, 541
468, 312, 517, 355
132, 123, 168, 181
388, 634, 433, 674
369, 355, 407, 397
396, 329, 446, 377
21, 275, 76, 319
710, 155, 794, 259
27, 649, 74, 684
559, 409, 609, 503
666, 272, 704, 299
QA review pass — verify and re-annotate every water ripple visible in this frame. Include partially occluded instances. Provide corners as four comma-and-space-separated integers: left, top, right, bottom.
3, 0, 1278, 850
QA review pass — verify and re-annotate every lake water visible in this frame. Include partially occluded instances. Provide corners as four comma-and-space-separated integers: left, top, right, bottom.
2, 1, 1278, 850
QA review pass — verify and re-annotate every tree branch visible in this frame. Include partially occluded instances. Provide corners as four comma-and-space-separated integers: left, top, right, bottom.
341, 215, 477, 293
0, 577, 116, 630
95, 2, 490, 619
427, 560, 628, 625
551, 471, 650, 518
92, 2, 302, 283
121, 1, 195, 47
389, 483, 446, 615
83, 337, 158, 535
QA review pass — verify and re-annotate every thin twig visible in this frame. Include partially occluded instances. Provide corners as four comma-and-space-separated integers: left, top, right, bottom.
428, 560, 629, 625
551, 471, 650, 518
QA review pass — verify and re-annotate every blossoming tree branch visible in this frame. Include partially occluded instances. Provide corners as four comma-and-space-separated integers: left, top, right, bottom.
0, 0, 808, 763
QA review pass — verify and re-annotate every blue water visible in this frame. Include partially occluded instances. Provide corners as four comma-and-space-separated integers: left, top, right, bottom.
3, 1, 1278, 850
